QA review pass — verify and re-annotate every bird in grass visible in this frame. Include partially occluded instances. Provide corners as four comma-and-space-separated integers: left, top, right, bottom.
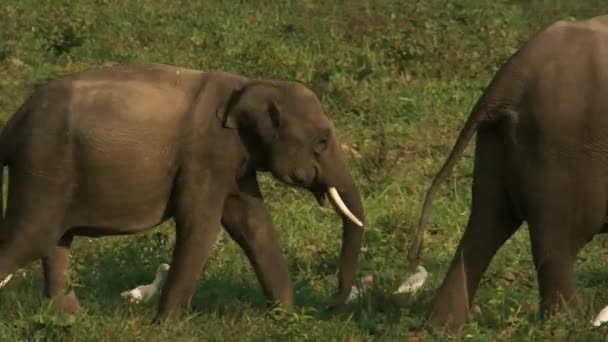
121, 263, 170, 304
393, 265, 428, 295
345, 274, 374, 304
592, 305, 608, 327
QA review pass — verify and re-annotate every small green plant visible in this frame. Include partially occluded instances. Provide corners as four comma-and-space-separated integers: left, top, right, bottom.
34, 15, 91, 57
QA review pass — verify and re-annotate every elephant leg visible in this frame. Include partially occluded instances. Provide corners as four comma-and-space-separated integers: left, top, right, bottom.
427, 195, 521, 330
0, 183, 69, 288
528, 222, 577, 315
528, 205, 599, 316
154, 176, 224, 322
427, 130, 522, 331
0, 227, 36, 284
526, 159, 606, 316
42, 234, 81, 315
221, 174, 293, 307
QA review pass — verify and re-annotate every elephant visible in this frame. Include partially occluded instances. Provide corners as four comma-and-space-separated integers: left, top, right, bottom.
0, 63, 365, 321
406, 15, 608, 331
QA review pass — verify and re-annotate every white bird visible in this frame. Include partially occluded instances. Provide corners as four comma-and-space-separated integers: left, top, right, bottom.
592, 305, 608, 327
393, 265, 428, 295
121, 263, 170, 304
346, 286, 363, 303
345, 274, 374, 304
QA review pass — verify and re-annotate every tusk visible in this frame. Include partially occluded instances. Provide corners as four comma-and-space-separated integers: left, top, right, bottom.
328, 187, 364, 227
0, 273, 13, 288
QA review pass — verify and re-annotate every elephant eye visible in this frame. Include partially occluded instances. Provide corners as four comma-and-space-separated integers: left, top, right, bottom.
315, 136, 329, 154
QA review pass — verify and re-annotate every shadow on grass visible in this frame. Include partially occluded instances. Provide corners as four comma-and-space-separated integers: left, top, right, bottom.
3, 228, 458, 340
3, 227, 479, 339
69, 237, 430, 335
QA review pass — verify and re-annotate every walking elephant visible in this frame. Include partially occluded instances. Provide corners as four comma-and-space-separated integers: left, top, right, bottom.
407, 15, 608, 330
0, 63, 365, 321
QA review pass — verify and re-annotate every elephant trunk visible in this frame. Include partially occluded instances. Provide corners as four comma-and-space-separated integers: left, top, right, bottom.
316, 141, 365, 308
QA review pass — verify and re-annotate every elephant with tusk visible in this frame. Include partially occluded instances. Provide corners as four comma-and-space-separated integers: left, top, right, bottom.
0, 63, 365, 321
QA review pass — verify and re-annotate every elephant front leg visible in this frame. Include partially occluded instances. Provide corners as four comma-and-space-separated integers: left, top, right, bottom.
154, 176, 224, 322
42, 234, 81, 315
221, 175, 293, 307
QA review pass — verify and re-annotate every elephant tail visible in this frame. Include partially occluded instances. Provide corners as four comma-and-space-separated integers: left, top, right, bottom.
406, 103, 487, 265
0, 155, 4, 222
0, 116, 13, 222
0, 97, 32, 222
0, 122, 8, 222
406, 55, 528, 266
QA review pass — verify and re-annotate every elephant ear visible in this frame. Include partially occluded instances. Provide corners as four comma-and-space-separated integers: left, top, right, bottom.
217, 86, 246, 129
218, 83, 282, 144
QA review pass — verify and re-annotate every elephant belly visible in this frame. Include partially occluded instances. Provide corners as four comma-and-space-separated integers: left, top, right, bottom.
68, 131, 180, 233
69, 164, 176, 233
65, 83, 187, 232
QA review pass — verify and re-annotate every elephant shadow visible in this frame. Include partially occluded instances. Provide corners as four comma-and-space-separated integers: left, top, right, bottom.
72, 232, 329, 312
71, 231, 428, 334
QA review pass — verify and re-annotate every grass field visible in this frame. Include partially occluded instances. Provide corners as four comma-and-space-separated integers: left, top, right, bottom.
1, 1, 608, 340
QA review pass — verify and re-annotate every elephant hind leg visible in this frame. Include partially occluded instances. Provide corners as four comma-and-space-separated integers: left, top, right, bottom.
0, 216, 66, 292
528, 203, 602, 316
0, 176, 73, 307
42, 233, 81, 315
427, 128, 522, 331
427, 186, 522, 331
528, 222, 577, 316
525, 161, 606, 317
0, 212, 66, 280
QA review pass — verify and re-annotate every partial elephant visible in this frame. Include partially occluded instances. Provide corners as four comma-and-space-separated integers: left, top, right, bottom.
407, 15, 608, 331
0, 63, 365, 321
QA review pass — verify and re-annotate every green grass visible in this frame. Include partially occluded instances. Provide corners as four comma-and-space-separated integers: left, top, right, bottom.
1, 1, 608, 340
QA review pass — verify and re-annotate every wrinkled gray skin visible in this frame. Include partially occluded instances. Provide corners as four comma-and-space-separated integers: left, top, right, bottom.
407, 15, 608, 331
0, 64, 365, 321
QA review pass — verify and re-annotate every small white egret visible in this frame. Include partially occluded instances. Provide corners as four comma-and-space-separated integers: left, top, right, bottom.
394, 265, 428, 295
346, 286, 363, 303
121, 263, 170, 304
345, 274, 374, 304
592, 305, 608, 327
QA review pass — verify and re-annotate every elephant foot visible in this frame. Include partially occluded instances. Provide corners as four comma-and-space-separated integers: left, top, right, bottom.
426, 290, 471, 332
326, 288, 356, 312
267, 297, 293, 311
152, 303, 191, 325
428, 306, 470, 332
152, 310, 172, 325
539, 295, 577, 320
152, 310, 187, 325
50, 289, 81, 315
151, 313, 167, 325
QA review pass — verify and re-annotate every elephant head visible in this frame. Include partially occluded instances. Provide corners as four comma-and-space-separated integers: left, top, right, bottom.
220, 80, 365, 306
